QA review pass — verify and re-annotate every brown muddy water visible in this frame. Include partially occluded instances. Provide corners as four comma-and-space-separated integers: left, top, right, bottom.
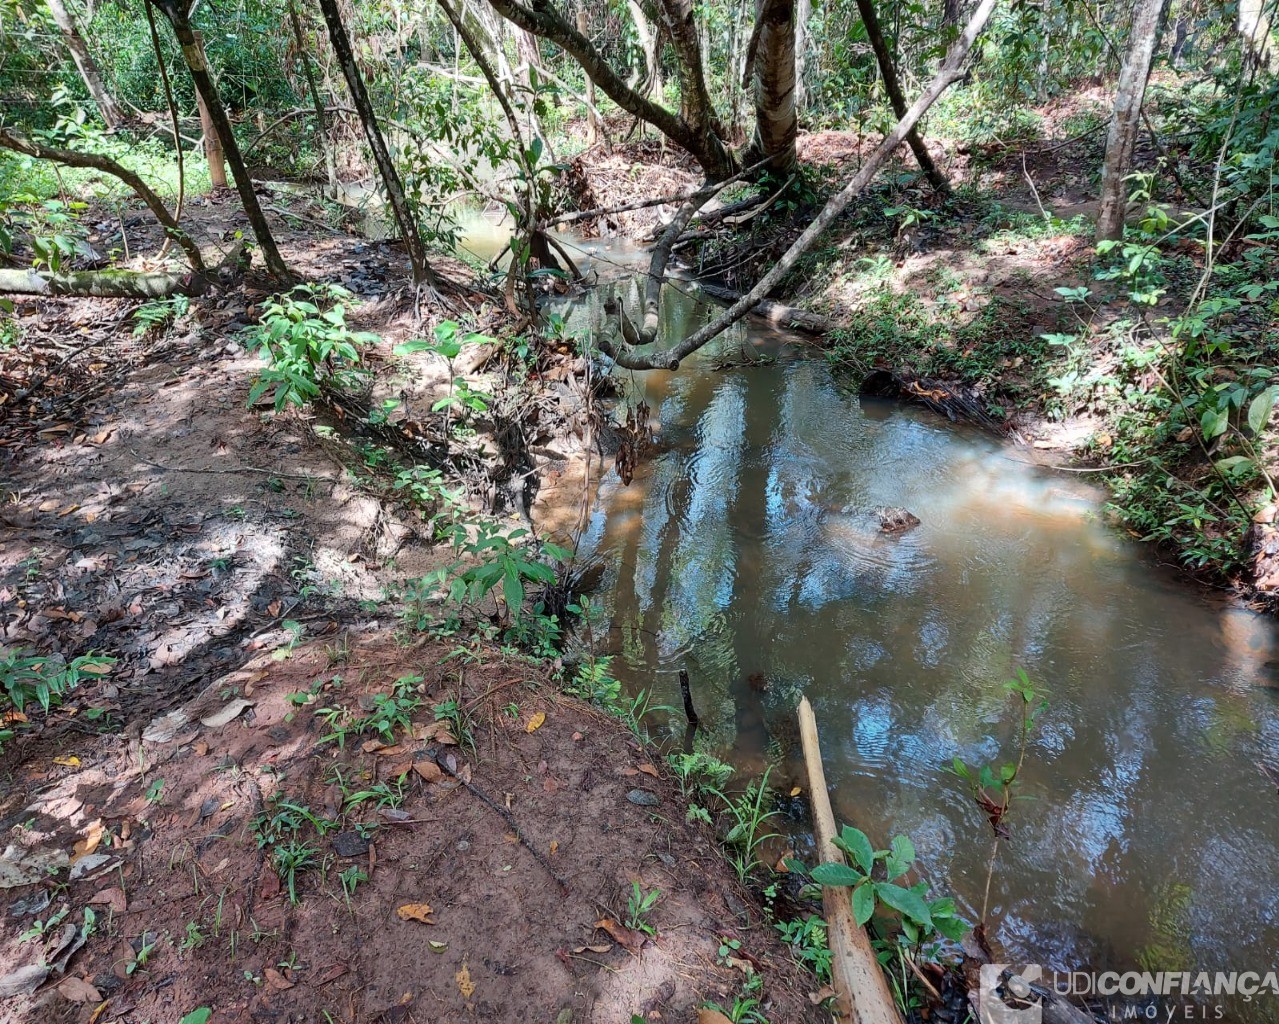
556, 274, 1279, 1015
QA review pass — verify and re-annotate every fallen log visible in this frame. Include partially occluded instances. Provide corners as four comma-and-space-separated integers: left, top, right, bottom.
860, 368, 1004, 433
797, 696, 903, 1024
695, 281, 832, 335
0, 268, 211, 299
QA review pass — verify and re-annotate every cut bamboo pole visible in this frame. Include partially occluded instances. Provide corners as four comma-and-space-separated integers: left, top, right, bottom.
797, 696, 903, 1024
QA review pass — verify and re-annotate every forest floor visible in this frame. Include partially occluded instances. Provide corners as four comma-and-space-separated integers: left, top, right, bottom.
0, 202, 828, 1023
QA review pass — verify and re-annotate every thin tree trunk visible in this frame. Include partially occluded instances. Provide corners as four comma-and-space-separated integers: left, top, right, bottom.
1096, 0, 1167, 241
794, 0, 811, 112
627, 0, 663, 101
190, 31, 227, 188
315, 0, 435, 288
287, 0, 337, 196
151, 0, 288, 278
488, 0, 734, 178
577, 3, 603, 145
600, 0, 998, 369
745, 0, 798, 172
852, 0, 949, 193
45, 0, 124, 129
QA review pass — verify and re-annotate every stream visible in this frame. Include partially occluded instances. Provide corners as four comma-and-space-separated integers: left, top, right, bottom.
441, 214, 1279, 1012
540, 260, 1279, 1016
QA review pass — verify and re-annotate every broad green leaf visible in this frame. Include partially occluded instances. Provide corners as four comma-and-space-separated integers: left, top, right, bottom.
1248, 387, 1276, 434
874, 882, 932, 928
809, 862, 864, 887
852, 882, 875, 926
834, 825, 874, 874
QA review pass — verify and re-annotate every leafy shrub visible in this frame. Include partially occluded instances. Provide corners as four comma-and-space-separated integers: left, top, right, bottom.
247, 284, 377, 410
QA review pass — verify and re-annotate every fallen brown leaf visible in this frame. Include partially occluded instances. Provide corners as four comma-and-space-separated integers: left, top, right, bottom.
55, 976, 100, 1002
396, 903, 434, 924
412, 761, 443, 783
595, 917, 645, 954
456, 963, 475, 999
263, 967, 295, 991
88, 886, 126, 913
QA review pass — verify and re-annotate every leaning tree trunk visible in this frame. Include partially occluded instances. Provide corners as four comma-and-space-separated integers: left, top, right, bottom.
150, 0, 289, 278
45, 0, 125, 129
744, 0, 798, 172
317, 0, 436, 289
487, 0, 735, 178
853, 0, 949, 193
1096, 0, 1167, 240
0, 126, 205, 272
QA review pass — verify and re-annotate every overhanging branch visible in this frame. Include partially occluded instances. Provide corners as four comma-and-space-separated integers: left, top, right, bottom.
599, 0, 999, 370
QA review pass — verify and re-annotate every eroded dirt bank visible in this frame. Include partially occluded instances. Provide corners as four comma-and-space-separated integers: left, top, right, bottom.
0, 206, 825, 1023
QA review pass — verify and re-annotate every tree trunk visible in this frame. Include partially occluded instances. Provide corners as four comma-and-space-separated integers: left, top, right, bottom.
45, 0, 125, 129
316, 0, 435, 288
287, 0, 337, 196
794, 0, 811, 112
627, 0, 663, 101
745, 0, 798, 172
1096, 0, 1167, 241
151, 0, 288, 278
577, 3, 603, 145
190, 31, 227, 188
853, 0, 950, 193
487, 0, 735, 178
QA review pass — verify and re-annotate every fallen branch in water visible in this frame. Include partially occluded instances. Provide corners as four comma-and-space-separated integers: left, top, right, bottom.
695, 281, 831, 335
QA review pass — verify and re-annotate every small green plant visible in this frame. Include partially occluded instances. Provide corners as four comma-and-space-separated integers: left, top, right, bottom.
247, 283, 377, 411
272, 840, 319, 905
710, 768, 779, 883
432, 697, 474, 751
317, 675, 422, 748
132, 295, 189, 336
125, 933, 159, 975
338, 865, 368, 909
418, 524, 570, 650
179, 1010, 212, 1024
952, 670, 1048, 922
668, 750, 735, 799
776, 915, 833, 982
18, 905, 69, 943
0, 647, 112, 719
145, 778, 165, 804
180, 920, 206, 952
624, 882, 661, 937
791, 827, 966, 946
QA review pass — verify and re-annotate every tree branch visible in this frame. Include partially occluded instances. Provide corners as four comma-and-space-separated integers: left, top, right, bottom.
598, 0, 999, 369
0, 128, 205, 273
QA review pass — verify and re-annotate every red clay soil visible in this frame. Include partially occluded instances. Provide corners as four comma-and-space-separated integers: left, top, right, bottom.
0, 636, 827, 1024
